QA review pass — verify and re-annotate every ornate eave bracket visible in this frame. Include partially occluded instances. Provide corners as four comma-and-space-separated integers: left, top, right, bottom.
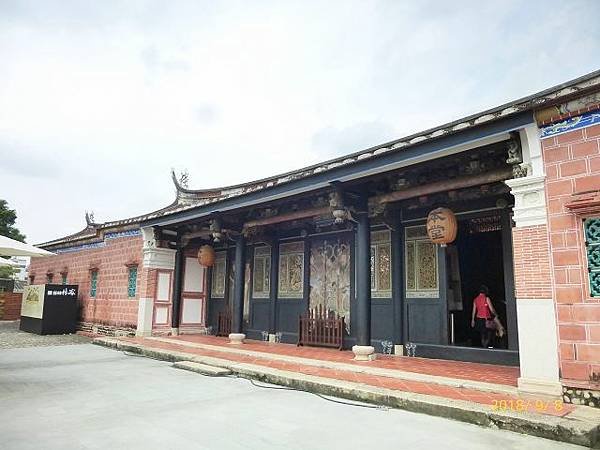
504, 175, 548, 228
141, 227, 176, 270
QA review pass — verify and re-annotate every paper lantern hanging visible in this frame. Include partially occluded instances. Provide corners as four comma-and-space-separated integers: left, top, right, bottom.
426, 207, 457, 246
197, 244, 216, 267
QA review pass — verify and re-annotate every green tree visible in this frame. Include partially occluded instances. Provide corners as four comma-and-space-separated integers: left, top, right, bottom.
0, 266, 16, 279
0, 199, 26, 242
0, 200, 26, 280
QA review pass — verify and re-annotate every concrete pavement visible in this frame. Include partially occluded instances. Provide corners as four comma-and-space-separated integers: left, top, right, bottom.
0, 343, 587, 449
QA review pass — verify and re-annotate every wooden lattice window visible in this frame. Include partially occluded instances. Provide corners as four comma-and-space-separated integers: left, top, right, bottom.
90, 270, 98, 298
371, 230, 392, 298
252, 246, 271, 298
61, 273, 68, 285
211, 252, 227, 298
278, 242, 304, 298
585, 218, 600, 298
127, 266, 138, 298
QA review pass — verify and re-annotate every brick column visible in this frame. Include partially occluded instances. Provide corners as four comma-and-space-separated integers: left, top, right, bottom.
506, 128, 562, 397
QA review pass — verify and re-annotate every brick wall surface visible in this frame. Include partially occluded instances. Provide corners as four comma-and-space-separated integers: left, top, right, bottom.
28, 235, 144, 329
0, 293, 23, 320
542, 122, 600, 386
512, 225, 553, 299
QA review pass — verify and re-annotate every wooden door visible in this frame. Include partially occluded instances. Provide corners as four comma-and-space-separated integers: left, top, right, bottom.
403, 225, 447, 345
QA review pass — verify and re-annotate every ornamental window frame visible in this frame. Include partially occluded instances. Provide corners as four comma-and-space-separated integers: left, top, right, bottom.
90, 269, 98, 298
584, 217, 600, 298
127, 265, 138, 298
60, 271, 68, 285
278, 241, 305, 299
252, 245, 271, 298
211, 251, 227, 298
371, 230, 392, 298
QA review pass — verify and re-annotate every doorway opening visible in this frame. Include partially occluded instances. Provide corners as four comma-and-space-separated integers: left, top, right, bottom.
447, 214, 508, 349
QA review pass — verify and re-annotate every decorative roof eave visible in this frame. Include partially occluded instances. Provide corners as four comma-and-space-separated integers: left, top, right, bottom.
36, 202, 181, 249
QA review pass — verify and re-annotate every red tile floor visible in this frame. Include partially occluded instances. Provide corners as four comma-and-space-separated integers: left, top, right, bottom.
120, 335, 573, 417
175, 335, 520, 386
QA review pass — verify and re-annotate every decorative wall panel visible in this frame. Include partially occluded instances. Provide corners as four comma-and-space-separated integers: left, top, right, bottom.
278, 242, 304, 298
211, 252, 226, 298
371, 230, 392, 298
405, 226, 439, 298
156, 272, 171, 302
184, 257, 205, 293
252, 246, 271, 298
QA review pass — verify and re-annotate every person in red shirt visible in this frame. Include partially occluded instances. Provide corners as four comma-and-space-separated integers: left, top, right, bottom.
470, 285, 498, 348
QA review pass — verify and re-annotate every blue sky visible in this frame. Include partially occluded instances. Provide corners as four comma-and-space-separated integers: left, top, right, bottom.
1, 0, 599, 243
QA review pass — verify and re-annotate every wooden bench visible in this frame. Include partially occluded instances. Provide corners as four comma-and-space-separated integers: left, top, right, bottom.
217, 307, 232, 337
298, 305, 345, 350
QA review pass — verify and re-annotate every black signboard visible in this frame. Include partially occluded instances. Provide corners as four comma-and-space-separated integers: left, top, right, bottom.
20, 284, 79, 335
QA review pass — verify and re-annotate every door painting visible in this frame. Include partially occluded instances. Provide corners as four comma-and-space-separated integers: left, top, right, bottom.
309, 237, 351, 332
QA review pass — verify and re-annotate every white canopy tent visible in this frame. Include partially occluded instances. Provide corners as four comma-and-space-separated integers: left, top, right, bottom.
0, 235, 55, 257
0, 257, 20, 267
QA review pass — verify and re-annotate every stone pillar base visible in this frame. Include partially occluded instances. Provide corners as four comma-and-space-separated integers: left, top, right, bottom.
518, 377, 563, 399
394, 345, 404, 356
352, 345, 376, 361
228, 333, 246, 344
171, 327, 180, 336
135, 330, 152, 337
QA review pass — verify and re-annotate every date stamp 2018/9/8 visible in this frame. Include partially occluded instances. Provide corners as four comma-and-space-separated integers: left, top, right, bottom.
491, 399, 564, 413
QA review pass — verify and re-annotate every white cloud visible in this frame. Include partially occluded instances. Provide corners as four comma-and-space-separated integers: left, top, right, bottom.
0, 0, 599, 243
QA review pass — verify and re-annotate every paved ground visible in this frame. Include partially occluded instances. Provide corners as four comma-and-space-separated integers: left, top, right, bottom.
0, 320, 90, 349
0, 343, 583, 449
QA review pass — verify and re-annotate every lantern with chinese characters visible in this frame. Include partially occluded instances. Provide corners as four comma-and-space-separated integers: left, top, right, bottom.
426, 207, 457, 246
197, 245, 216, 267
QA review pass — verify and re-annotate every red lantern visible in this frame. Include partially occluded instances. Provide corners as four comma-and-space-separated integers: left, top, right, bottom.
198, 245, 216, 267
426, 207, 457, 246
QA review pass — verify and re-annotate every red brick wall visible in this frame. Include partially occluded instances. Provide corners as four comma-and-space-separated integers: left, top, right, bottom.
29, 235, 143, 329
0, 293, 23, 320
542, 121, 600, 386
512, 225, 553, 299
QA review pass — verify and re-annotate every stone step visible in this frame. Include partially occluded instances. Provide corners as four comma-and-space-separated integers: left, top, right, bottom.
146, 336, 518, 396
173, 360, 232, 376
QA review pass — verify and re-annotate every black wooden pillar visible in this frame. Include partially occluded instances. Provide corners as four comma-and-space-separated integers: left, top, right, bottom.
269, 240, 279, 334
232, 235, 246, 334
171, 239, 185, 330
356, 210, 372, 347
501, 209, 519, 351
391, 212, 404, 345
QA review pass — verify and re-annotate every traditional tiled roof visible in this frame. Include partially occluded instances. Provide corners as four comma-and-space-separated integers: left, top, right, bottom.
39, 69, 600, 249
